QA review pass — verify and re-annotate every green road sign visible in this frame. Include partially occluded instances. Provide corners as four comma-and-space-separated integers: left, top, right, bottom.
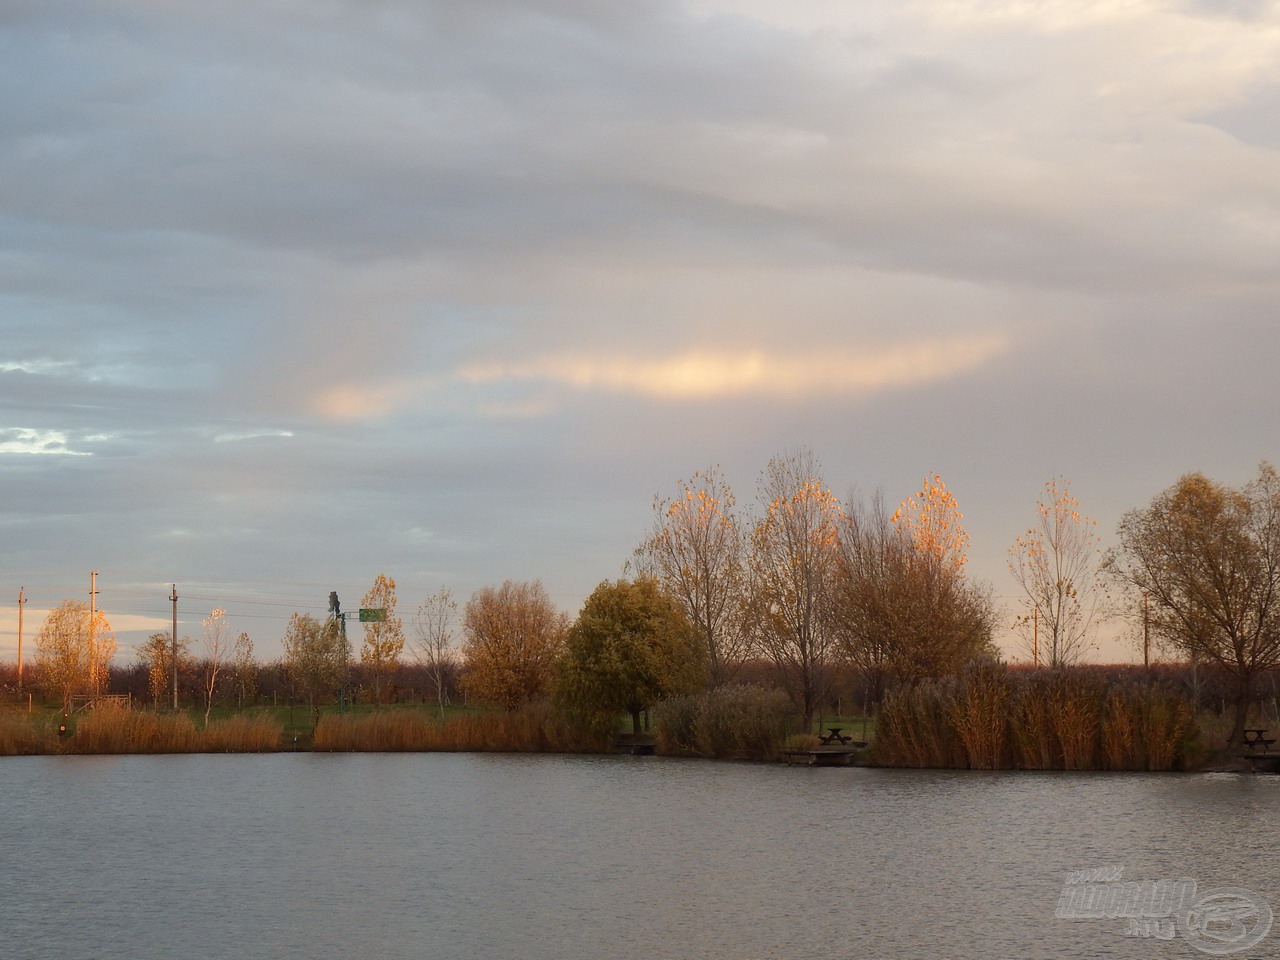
358, 608, 387, 622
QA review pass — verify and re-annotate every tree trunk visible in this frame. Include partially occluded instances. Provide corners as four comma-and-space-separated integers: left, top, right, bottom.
1230, 671, 1254, 748
630, 707, 642, 735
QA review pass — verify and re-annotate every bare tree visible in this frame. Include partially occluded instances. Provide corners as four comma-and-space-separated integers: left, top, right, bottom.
1008, 477, 1105, 667
633, 467, 750, 686
749, 449, 843, 730
1106, 463, 1280, 747
200, 608, 233, 728
412, 588, 458, 717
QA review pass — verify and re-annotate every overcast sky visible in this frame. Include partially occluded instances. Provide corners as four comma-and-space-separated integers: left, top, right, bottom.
4, 0, 1280, 664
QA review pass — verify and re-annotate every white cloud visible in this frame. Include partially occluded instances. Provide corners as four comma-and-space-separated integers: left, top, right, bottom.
0, 428, 92, 456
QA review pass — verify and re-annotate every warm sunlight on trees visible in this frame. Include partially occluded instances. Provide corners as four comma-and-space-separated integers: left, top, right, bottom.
413, 588, 458, 717
200, 607, 233, 729
633, 467, 750, 686
557, 578, 705, 735
1106, 463, 1280, 747
232, 631, 257, 707
1008, 477, 1104, 667
892, 472, 969, 574
284, 612, 351, 729
462, 580, 567, 710
750, 449, 843, 729
36, 600, 116, 710
836, 496, 996, 694
139, 631, 191, 708
360, 573, 404, 704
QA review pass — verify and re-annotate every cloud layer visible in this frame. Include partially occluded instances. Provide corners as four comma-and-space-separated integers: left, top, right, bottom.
4, 0, 1280, 660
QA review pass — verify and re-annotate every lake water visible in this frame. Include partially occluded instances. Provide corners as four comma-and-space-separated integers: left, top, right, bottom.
0, 753, 1275, 960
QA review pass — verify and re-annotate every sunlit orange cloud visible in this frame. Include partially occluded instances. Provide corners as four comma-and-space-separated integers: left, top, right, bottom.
458, 335, 1009, 400
310, 380, 429, 422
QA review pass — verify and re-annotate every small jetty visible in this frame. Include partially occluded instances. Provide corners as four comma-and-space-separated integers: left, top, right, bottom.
781, 744, 867, 767
783, 727, 869, 766
615, 733, 656, 756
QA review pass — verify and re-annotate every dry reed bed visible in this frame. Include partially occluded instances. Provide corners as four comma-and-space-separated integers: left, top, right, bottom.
313, 705, 610, 753
0, 708, 283, 755
874, 664, 1197, 771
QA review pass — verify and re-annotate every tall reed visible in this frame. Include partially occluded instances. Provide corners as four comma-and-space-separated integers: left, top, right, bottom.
872, 666, 1198, 771
313, 704, 609, 753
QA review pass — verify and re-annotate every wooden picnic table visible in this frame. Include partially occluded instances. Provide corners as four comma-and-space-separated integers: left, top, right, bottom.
1243, 729, 1277, 752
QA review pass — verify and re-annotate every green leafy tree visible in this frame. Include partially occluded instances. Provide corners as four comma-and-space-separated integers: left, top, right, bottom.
1106, 463, 1280, 747
284, 612, 351, 730
359, 573, 404, 704
557, 578, 706, 735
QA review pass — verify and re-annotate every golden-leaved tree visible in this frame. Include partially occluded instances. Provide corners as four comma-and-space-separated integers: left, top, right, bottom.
36, 600, 116, 709
633, 467, 750, 687
359, 573, 404, 703
750, 449, 843, 729
462, 580, 567, 710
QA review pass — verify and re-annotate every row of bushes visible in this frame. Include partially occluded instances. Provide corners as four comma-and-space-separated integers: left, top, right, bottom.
0, 708, 284, 756
873, 663, 1198, 770
652, 685, 798, 761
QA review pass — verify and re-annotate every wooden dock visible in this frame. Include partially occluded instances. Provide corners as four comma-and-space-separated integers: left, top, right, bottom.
1239, 752, 1280, 773
782, 743, 868, 767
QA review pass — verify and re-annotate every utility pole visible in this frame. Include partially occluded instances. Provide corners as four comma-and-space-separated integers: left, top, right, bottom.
17, 587, 26, 691
171, 584, 179, 711
89, 570, 100, 696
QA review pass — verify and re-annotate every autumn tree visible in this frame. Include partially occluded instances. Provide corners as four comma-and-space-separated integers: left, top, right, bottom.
284, 612, 351, 730
749, 450, 843, 729
557, 578, 706, 735
1008, 477, 1105, 667
232, 632, 257, 707
36, 600, 116, 710
200, 607, 234, 728
633, 467, 750, 686
836, 494, 996, 694
138, 631, 192, 708
360, 573, 404, 704
461, 580, 567, 710
412, 588, 458, 717
1106, 464, 1280, 747
892, 472, 970, 574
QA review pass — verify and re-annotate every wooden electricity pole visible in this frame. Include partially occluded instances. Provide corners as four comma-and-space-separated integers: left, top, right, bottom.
89, 570, 100, 695
171, 584, 179, 711
16, 587, 26, 690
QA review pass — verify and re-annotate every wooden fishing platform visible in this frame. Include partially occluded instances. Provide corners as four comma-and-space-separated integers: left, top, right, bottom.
782, 744, 868, 767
